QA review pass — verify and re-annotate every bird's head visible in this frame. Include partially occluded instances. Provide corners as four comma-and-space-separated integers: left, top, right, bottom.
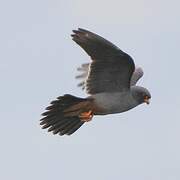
131, 86, 151, 105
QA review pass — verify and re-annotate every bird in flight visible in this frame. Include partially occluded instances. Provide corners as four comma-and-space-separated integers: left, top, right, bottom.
40, 28, 151, 136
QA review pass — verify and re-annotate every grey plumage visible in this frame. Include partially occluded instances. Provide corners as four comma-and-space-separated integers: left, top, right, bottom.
76, 64, 144, 90
72, 28, 151, 113
40, 28, 151, 136
72, 28, 135, 94
130, 67, 144, 86
75, 63, 89, 90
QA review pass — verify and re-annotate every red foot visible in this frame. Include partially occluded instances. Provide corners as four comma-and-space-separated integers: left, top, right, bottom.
79, 110, 93, 122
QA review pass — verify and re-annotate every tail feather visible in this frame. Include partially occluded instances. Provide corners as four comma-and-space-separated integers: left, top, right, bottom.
40, 116, 63, 129
52, 119, 76, 135
59, 118, 83, 135
47, 118, 70, 132
49, 117, 78, 134
66, 121, 84, 135
40, 94, 89, 136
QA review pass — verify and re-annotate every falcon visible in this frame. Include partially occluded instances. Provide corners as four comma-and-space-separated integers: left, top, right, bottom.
40, 28, 151, 136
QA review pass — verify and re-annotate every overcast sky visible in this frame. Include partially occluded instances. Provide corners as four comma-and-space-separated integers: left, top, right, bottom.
0, 0, 180, 180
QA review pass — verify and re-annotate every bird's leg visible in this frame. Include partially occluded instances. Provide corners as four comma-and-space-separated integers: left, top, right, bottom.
79, 110, 93, 122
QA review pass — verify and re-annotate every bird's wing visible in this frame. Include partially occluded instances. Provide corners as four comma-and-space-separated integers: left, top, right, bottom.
130, 67, 144, 86
75, 63, 89, 90
72, 28, 135, 94
76, 64, 144, 89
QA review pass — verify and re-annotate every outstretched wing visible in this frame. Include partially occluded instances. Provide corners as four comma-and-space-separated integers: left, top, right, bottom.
75, 63, 89, 90
130, 67, 144, 86
72, 28, 135, 94
76, 64, 143, 89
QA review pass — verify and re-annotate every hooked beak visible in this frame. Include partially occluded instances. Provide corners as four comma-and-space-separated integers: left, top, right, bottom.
144, 96, 150, 105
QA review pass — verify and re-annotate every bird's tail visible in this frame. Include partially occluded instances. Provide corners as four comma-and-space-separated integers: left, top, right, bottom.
40, 94, 93, 136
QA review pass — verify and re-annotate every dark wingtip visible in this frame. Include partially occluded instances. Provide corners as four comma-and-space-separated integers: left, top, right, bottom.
71, 29, 80, 37
72, 30, 80, 34
71, 28, 88, 39
78, 28, 86, 32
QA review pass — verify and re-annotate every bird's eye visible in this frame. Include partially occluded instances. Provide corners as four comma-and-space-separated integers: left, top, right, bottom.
144, 95, 149, 99
143, 95, 150, 104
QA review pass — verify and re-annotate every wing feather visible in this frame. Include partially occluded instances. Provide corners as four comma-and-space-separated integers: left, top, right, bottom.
72, 28, 135, 94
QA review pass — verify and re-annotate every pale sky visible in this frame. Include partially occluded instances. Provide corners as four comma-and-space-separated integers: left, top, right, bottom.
0, 0, 180, 180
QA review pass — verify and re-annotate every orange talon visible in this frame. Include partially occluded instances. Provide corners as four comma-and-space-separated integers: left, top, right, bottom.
79, 110, 93, 122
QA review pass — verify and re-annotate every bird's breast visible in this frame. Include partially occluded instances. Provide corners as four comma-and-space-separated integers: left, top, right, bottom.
91, 92, 138, 115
